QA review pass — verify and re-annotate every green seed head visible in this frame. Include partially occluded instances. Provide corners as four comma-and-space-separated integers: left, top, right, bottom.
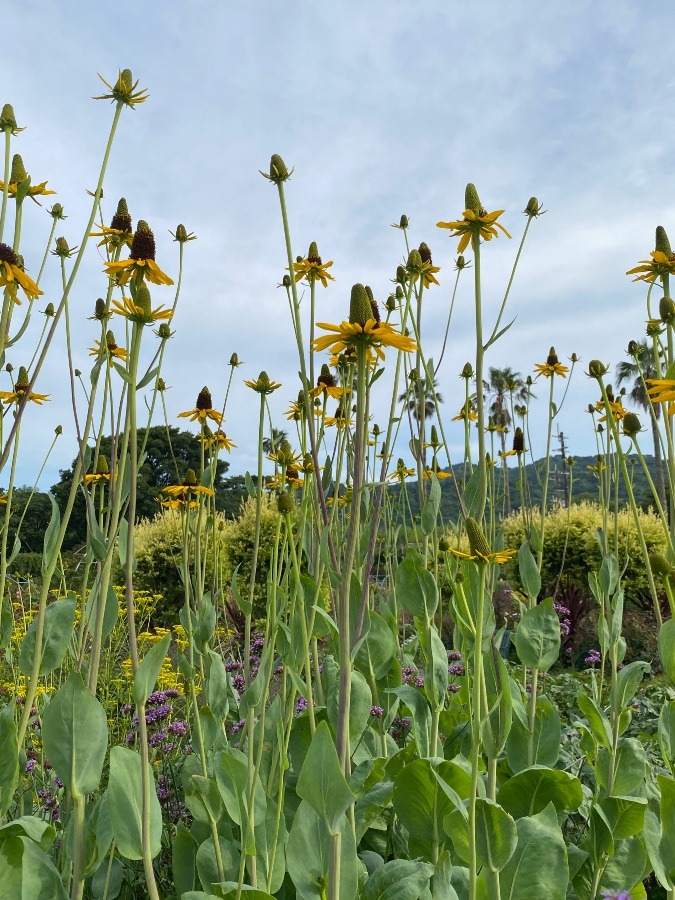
465, 183, 481, 215
10, 154, 27, 183
656, 226, 672, 256
587, 359, 608, 380
461, 362, 474, 379
622, 412, 641, 437
277, 491, 294, 514
465, 517, 491, 559
650, 552, 674, 579
269, 154, 290, 183
660, 296, 675, 323
16, 366, 29, 390
399, 214, 409, 229
396, 265, 407, 285
439, 535, 451, 552
183, 469, 198, 486
349, 283, 373, 327
0, 104, 17, 129
95, 455, 109, 476
308, 241, 319, 260
134, 282, 152, 317
48, 203, 65, 221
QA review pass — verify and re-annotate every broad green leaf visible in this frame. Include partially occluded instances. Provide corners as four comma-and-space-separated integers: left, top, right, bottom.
107, 746, 162, 860
0, 835, 68, 899
659, 700, 675, 767
296, 721, 355, 835
395, 550, 438, 619
475, 799, 517, 872
613, 661, 650, 714
361, 858, 435, 900
41, 673, 107, 797
287, 800, 358, 900
499, 804, 568, 900
0, 706, 18, 816
216, 747, 266, 855
498, 766, 583, 819
0, 816, 55, 851
505, 697, 560, 773
133, 632, 171, 705
517, 541, 540, 603
41, 494, 61, 575
386, 685, 431, 758
513, 598, 560, 671
19, 595, 76, 677
417, 622, 448, 710
327, 669, 372, 748
596, 738, 647, 795
481, 642, 513, 757
196, 836, 240, 892
393, 759, 461, 845
354, 610, 397, 681
577, 690, 612, 750
657, 774, 675, 877
206, 649, 230, 722
421, 473, 441, 536
84, 582, 119, 641
90, 857, 124, 899
598, 552, 620, 595
431, 851, 460, 900
600, 836, 648, 898
599, 796, 647, 840
660, 618, 675, 683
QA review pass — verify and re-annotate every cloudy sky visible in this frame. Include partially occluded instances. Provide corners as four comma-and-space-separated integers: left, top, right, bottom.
4, 0, 675, 490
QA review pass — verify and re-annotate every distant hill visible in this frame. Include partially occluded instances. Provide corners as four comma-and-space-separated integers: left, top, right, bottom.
390, 454, 664, 523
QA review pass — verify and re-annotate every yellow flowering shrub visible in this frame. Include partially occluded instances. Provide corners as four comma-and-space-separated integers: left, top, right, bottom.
501, 501, 668, 606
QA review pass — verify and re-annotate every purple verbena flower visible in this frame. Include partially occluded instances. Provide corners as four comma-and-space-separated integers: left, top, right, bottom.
370, 706, 384, 718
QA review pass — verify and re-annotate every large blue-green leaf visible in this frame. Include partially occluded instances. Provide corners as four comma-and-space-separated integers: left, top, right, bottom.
107, 746, 162, 860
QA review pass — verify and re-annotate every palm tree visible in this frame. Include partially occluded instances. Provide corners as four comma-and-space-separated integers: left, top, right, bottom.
485, 367, 530, 514
398, 376, 443, 423
262, 427, 288, 455
616, 341, 667, 515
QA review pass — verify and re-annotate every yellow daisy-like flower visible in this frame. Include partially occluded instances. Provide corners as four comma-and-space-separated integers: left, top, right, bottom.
104, 221, 173, 287
388, 459, 416, 482
89, 331, 127, 366
111, 293, 172, 325
267, 469, 304, 490
311, 364, 345, 400
244, 371, 282, 394
0, 155, 55, 203
324, 406, 354, 428
197, 429, 236, 452
313, 319, 415, 361
587, 459, 606, 475
0, 367, 48, 406
534, 347, 569, 378
178, 386, 224, 426
84, 472, 111, 485
451, 515, 515, 566
437, 204, 511, 254
646, 378, 675, 407
161, 469, 215, 504
450, 546, 515, 565
594, 397, 627, 422
326, 487, 352, 507
451, 402, 478, 422
423, 464, 453, 480
626, 250, 675, 284
0, 243, 42, 303
407, 245, 441, 288
162, 498, 199, 510
0, 492, 8, 505
293, 246, 335, 288
268, 441, 303, 469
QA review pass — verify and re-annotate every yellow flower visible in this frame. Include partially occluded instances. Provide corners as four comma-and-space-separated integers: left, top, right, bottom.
94, 69, 149, 108
0, 367, 48, 405
267, 469, 304, 490
646, 378, 675, 408
423, 464, 453, 479
451, 515, 515, 565
451, 402, 478, 422
178, 387, 223, 426
104, 221, 173, 287
89, 331, 127, 366
293, 247, 335, 288
326, 487, 352, 507
437, 198, 511, 254
534, 347, 569, 378
0, 243, 42, 303
626, 250, 675, 283
450, 546, 515, 565
0, 155, 55, 202
244, 372, 282, 394
268, 441, 302, 469
595, 397, 627, 422
197, 428, 236, 451
161, 470, 214, 506
406, 245, 440, 288
388, 459, 415, 482
311, 364, 345, 400
324, 406, 354, 428
111, 292, 172, 325
313, 319, 415, 361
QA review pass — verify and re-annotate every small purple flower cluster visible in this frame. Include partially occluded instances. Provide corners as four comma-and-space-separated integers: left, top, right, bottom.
124, 689, 187, 755
447, 650, 464, 693
295, 696, 308, 716
554, 602, 571, 639
390, 715, 412, 743
370, 705, 384, 718
402, 666, 424, 688
448, 650, 462, 661
584, 648, 602, 666
37, 787, 60, 821
601, 891, 630, 900
156, 774, 189, 824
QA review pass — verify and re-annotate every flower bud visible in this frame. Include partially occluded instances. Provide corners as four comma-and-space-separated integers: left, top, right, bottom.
156, 323, 172, 339
656, 225, 672, 256
277, 491, 294, 514
95, 455, 110, 476
439, 535, 451, 552
395, 285, 404, 300
587, 360, 608, 379
627, 340, 641, 356
461, 362, 474, 379
54, 237, 71, 258
173, 224, 190, 243
399, 215, 409, 229
269, 154, 290, 183
512, 427, 525, 454
396, 265, 407, 284
16, 367, 28, 390
55, 425, 62, 435
349, 283, 373, 327
43, 303, 54, 317
5, 363, 12, 373
660, 296, 675, 323
134, 282, 152, 317
157, 378, 166, 391
229, 353, 240, 367
650, 553, 674, 579
307, 241, 319, 260
0, 104, 22, 133
282, 274, 292, 288
430, 425, 440, 446
385, 295, 396, 312
622, 412, 641, 437
74, 369, 81, 377
406, 249, 423, 272
455, 255, 466, 269
92, 298, 109, 320
48, 203, 65, 221
524, 197, 540, 216
465, 183, 481, 215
